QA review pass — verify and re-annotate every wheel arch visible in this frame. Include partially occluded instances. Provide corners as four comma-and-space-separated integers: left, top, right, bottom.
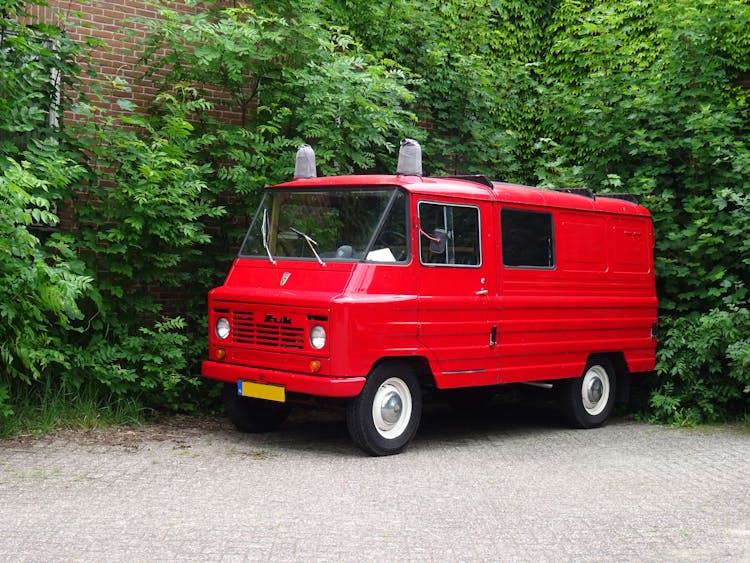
586, 351, 630, 404
368, 355, 435, 388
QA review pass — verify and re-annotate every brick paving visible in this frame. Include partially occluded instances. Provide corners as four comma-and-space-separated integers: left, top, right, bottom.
1, 404, 749, 562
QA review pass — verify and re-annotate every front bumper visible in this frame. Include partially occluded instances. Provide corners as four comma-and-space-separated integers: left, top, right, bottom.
201, 361, 366, 398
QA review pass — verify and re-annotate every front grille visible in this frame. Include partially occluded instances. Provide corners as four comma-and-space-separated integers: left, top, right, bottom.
227, 309, 305, 349
254, 322, 304, 349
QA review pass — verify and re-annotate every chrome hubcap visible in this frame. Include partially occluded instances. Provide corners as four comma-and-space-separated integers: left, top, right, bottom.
586, 377, 603, 405
372, 377, 412, 439
380, 391, 403, 424
581, 365, 610, 416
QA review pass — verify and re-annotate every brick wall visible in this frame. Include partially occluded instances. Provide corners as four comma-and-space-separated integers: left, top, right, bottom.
27, 0, 243, 124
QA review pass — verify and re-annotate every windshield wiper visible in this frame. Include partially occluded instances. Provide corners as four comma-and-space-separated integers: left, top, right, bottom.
261, 209, 275, 264
290, 226, 325, 265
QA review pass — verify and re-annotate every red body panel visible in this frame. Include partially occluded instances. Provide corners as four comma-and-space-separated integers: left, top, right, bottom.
202, 175, 657, 397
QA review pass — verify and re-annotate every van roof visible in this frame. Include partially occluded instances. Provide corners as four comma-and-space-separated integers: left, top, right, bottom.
273, 174, 651, 217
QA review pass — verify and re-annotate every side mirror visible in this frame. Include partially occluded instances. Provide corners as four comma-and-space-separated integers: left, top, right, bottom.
429, 229, 448, 254
336, 245, 353, 258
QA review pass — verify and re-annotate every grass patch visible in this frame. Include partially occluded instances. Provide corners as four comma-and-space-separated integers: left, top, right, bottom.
0, 380, 145, 439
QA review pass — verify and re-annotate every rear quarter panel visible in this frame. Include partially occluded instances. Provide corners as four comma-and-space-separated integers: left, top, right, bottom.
497, 207, 656, 382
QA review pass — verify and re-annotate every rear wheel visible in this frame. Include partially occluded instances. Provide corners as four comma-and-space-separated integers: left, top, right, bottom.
559, 358, 616, 428
347, 362, 422, 456
223, 382, 291, 433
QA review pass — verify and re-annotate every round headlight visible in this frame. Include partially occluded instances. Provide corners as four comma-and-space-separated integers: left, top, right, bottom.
310, 325, 326, 350
215, 317, 230, 340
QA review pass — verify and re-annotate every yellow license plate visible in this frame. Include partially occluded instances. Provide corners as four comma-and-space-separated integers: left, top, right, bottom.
238, 380, 286, 403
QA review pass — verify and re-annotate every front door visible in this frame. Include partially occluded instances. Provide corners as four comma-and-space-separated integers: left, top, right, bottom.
415, 199, 498, 388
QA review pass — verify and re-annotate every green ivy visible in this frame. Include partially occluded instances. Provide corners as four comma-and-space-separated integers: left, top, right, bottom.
321, 0, 551, 178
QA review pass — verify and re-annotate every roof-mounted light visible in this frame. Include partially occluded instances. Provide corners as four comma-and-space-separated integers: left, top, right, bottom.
397, 138, 422, 177
294, 143, 317, 179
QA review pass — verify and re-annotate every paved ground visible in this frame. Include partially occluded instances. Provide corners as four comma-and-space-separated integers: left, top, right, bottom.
1, 400, 749, 562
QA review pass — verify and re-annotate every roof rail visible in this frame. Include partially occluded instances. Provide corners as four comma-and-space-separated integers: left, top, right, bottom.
599, 193, 640, 204
553, 187, 595, 199
445, 175, 494, 189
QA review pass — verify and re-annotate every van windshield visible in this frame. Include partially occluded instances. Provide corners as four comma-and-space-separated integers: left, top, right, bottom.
240, 187, 408, 263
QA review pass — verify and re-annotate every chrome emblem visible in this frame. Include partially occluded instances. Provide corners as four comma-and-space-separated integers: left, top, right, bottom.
280, 272, 291, 286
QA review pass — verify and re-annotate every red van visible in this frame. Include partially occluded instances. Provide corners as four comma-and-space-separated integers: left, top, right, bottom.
202, 140, 657, 455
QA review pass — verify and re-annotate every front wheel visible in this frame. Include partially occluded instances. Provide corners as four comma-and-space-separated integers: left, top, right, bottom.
223, 382, 291, 433
559, 358, 616, 428
347, 362, 422, 456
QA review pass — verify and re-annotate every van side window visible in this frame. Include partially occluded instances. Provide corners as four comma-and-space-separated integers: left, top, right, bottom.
419, 202, 480, 267
501, 209, 555, 268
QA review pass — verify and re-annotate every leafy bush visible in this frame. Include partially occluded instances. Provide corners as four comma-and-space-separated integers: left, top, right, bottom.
67, 316, 195, 412
652, 308, 750, 424
1, 3, 95, 420
0, 156, 92, 415
72, 91, 224, 309
137, 3, 418, 184
336, 0, 750, 422
54, 90, 225, 409
1, 1, 222, 419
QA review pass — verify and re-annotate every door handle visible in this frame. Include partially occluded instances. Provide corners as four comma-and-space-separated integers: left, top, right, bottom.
475, 289, 488, 295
